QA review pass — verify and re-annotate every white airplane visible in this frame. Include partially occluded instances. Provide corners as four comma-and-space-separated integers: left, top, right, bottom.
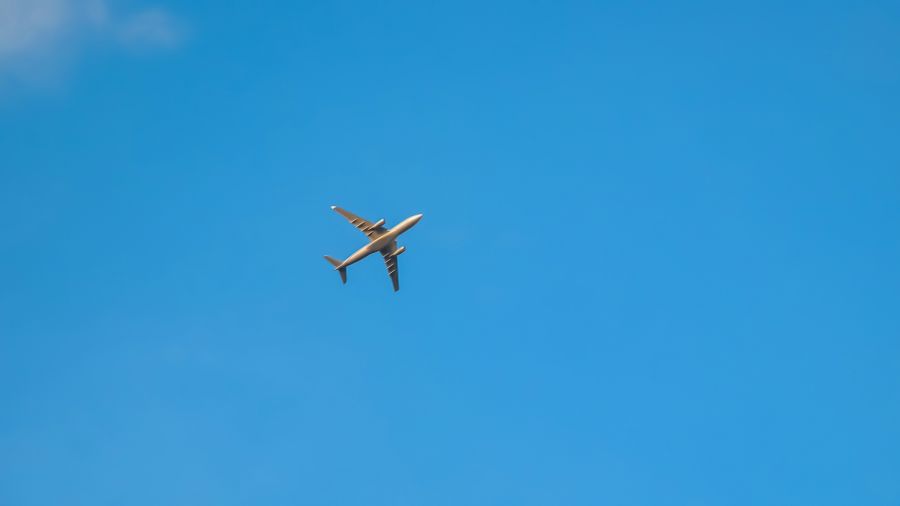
324, 206, 423, 291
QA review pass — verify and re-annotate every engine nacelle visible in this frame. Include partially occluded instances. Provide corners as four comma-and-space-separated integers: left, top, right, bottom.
366, 218, 385, 231
390, 246, 406, 257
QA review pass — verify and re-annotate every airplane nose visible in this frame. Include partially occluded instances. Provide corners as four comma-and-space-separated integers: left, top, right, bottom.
412, 213, 423, 222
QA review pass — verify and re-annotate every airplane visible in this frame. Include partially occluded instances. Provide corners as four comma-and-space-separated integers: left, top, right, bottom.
324, 206, 423, 291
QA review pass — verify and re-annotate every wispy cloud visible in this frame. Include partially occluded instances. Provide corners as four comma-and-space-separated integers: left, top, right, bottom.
0, 0, 69, 58
116, 7, 182, 49
0, 0, 184, 86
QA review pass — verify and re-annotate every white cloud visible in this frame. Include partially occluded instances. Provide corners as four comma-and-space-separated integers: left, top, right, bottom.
0, 0, 69, 58
0, 0, 183, 84
116, 8, 181, 48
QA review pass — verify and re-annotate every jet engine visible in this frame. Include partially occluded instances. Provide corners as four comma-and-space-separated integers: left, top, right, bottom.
366, 218, 385, 231
389, 246, 406, 257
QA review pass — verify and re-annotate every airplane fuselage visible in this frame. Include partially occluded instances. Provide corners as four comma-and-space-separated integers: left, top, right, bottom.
338, 213, 422, 268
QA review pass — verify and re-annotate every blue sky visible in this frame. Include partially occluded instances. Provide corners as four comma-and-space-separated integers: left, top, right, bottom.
1, 1, 899, 504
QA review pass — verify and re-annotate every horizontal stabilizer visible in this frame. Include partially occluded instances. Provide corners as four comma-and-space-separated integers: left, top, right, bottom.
324, 255, 347, 284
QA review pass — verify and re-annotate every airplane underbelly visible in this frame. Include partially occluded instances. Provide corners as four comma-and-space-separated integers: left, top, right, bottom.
371, 234, 393, 251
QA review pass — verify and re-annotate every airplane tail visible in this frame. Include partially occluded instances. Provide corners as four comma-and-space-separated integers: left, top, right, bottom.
323, 255, 347, 284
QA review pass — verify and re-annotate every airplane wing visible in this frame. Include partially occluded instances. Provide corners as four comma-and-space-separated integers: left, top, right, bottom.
381, 248, 400, 292
331, 206, 388, 241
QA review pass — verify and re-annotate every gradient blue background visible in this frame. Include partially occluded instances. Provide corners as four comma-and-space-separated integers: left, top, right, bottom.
2, 1, 899, 504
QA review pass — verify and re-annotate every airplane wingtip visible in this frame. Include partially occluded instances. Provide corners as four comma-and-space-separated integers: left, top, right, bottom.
330, 205, 336, 210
